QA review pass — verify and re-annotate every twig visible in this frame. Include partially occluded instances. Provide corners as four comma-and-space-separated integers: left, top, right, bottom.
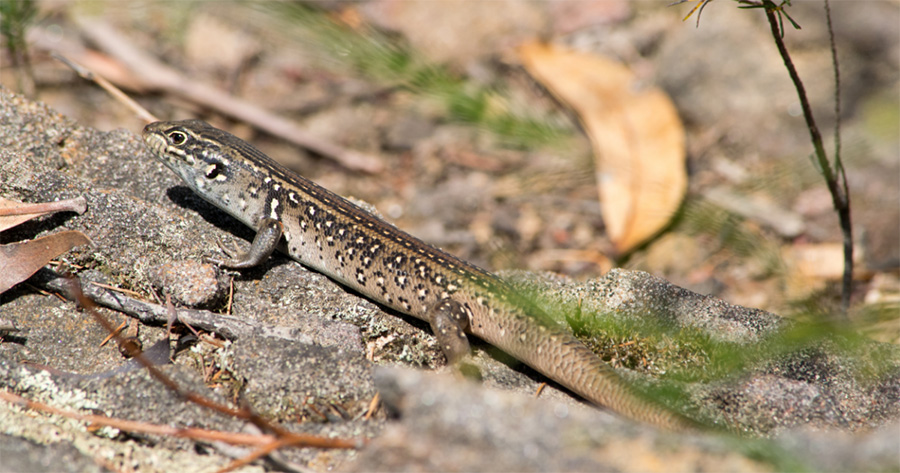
217, 437, 303, 473
70, 18, 384, 174
98, 320, 127, 347
40, 271, 306, 342
756, 0, 853, 314
51, 53, 158, 124
363, 392, 380, 421
65, 276, 371, 456
824, 0, 851, 313
89, 281, 143, 298
22, 275, 367, 468
226, 276, 234, 315
825, 0, 842, 164
67, 277, 274, 428
0, 389, 358, 449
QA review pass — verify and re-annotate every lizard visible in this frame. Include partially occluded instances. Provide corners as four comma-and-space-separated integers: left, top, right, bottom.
143, 119, 701, 431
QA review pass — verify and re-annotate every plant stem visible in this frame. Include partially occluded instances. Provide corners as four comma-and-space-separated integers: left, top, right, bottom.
760, 1, 853, 314
824, 0, 852, 315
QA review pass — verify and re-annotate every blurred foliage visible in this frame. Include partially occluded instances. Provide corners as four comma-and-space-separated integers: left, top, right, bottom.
0, 0, 36, 55
1, 0, 38, 95
506, 277, 898, 432
566, 295, 895, 385
260, 3, 570, 149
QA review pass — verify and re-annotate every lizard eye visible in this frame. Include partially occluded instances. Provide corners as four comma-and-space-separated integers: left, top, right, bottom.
168, 130, 188, 146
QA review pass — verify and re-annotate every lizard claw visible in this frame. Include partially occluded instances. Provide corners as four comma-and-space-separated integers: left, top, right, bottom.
203, 237, 244, 267
215, 237, 244, 259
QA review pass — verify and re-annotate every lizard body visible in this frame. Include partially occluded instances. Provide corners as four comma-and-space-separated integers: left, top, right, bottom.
143, 119, 699, 430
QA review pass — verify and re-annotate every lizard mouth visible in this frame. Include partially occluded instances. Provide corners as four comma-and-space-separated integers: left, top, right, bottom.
142, 125, 193, 166
142, 127, 167, 158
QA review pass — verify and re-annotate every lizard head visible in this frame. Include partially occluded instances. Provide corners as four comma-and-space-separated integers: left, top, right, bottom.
142, 119, 232, 194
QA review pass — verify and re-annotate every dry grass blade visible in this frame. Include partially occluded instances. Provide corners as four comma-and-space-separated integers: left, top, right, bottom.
216, 435, 330, 473
363, 392, 380, 420
88, 281, 143, 298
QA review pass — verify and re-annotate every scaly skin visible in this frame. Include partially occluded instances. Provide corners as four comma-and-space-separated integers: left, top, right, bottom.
143, 119, 700, 431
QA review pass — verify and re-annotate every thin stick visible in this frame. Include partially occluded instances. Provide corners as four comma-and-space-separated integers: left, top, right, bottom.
99, 320, 127, 347
363, 392, 380, 420
70, 18, 384, 174
227, 277, 234, 315
51, 52, 158, 124
0, 389, 358, 449
66, 278, 283, 435
759, 1, 853, 315
824, 0, 852, 313
216, 437, 301, 473
89, 281, 143, 298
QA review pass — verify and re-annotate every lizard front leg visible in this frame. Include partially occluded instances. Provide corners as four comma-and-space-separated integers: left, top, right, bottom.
207, 217, 283, 269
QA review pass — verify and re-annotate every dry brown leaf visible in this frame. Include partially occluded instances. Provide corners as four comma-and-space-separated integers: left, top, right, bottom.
519, 42, 686, 255
784, 243, 846, 279
0, 231, 92, 294
782, 242, 847, 300
0, 197, 88, 232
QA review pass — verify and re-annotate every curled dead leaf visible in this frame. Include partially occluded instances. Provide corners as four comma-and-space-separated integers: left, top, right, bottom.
519, 42, 687, 255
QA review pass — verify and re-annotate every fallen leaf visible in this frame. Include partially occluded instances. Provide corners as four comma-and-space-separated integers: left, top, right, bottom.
0, 197, 88, 232
519, 42, 687, 255
785, 243, 846, 279
782, 242, 848, 300
0, 231, 92, 294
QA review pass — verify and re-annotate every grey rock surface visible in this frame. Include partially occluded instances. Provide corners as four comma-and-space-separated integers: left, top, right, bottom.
346, 367, 769, 473
0, 433, 111, 473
